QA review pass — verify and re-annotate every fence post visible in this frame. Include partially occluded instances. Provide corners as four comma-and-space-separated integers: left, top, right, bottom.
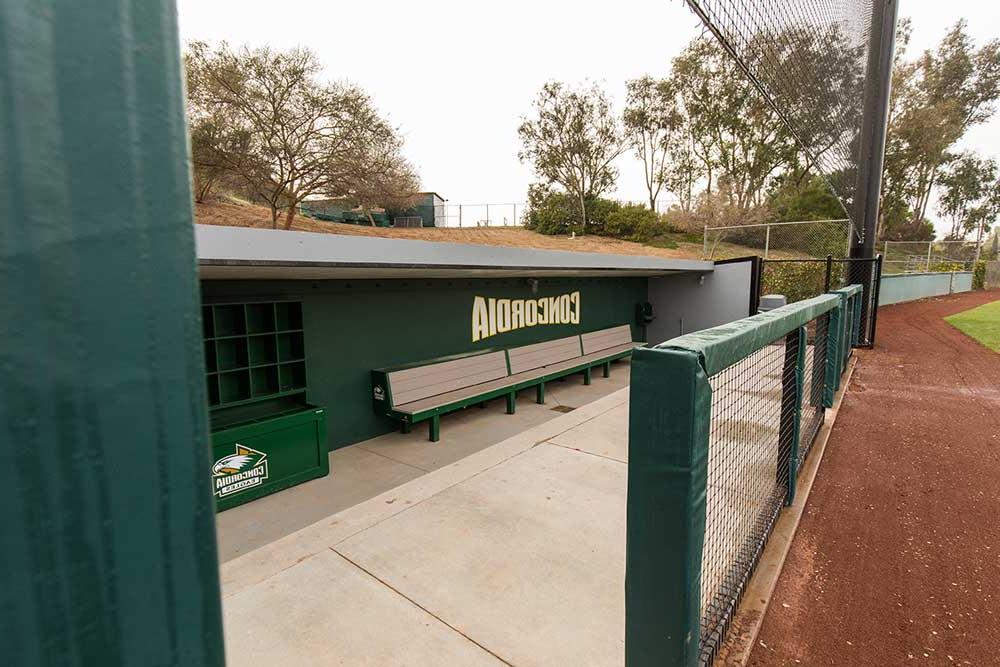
868, 255, 883, 346
784, 328, 806, 505
626, 347, 709, 667
824, 300, 843, 407
458, 204, 463, 227
926, 241, 932, 271
703, 225, 708, 258
824, 255, 834, 291
764, 224, 771, 259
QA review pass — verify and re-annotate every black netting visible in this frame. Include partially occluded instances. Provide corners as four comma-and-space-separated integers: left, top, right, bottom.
684, 0, 874, 234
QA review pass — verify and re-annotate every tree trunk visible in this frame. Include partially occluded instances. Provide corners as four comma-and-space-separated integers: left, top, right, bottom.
270, 205, 280, 230
283, 205, 296, 230
366, 210, 376, 226
577, 191, 587, 235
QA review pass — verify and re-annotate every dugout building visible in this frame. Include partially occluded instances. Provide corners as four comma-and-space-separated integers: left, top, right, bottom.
197, 225, 756, 509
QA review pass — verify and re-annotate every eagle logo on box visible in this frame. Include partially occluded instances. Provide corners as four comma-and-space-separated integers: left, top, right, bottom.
213, 444, 269, 498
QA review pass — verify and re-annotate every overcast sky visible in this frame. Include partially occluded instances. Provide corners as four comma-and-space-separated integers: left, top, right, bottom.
177, 0, 999, 230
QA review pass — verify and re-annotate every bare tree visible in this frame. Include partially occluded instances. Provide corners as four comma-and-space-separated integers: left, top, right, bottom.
518, 81, 625, 231
185, 42, 417, 229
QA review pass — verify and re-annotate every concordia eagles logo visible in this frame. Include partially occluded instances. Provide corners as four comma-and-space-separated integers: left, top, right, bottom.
213, 444, 269, 498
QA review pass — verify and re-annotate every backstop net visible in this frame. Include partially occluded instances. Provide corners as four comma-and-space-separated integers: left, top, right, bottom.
683, 0, 874, 228
626, 286, 863, 666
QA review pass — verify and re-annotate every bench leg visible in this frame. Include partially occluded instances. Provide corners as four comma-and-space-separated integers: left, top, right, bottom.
603, 361, 611, 378
536, 382, 545, 404
506, 392, 516, 414
401, 421, 411, 434
479, 401, 487, 408
584, 367, 592, 385
429, 415, 440, 442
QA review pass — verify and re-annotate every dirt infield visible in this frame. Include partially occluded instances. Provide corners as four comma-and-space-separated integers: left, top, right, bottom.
748, 290, 1000, 667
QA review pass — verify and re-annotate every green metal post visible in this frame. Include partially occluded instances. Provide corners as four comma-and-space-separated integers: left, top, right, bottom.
536, 383, 545, 404
0, 1, 224, 664
603, 361, 611, 378
401, 421, 412, 434
786, 326, 807, 505
506, 392, 516, 414
584, 367, 592, 385
429, 415, 441, 442
824, 303, 843, 407
626, 347, 709, 667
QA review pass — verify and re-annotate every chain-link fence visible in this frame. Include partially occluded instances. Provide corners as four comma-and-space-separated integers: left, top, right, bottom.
882, 240, 989, 273
702, 219, 854, 260
683, 0, 875, 226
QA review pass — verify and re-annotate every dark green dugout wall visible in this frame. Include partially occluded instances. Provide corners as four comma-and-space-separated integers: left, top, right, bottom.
202, 276, 647, 449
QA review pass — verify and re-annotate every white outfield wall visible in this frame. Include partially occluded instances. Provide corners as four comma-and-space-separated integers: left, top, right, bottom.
646, 259, 755, 344
878, 271, 973, 306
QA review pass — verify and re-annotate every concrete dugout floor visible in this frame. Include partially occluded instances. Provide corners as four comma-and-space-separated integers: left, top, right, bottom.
216, 360, 631, 562
220, 385, 631, 666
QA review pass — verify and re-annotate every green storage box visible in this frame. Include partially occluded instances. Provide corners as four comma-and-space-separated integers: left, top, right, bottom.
210, 403, 328, 512
202, 300, 329, 512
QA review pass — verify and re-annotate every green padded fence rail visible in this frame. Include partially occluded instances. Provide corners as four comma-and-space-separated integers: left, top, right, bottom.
1, 1, 225, 665
827, 285, 864, 395
652, 293, 841, 376
626, 293, 843, 667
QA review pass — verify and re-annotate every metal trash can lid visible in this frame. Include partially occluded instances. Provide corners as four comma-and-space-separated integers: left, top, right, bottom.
759, 294, 787, 312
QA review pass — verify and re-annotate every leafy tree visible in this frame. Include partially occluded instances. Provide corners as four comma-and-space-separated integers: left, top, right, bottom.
670, 39, 798, 210
623, 76, 683, 211
518, 82, 625, 232
937, 152, 1000, 251
881, 20, 1000, 237
185, 42, 417, 229
766, 172, 844, 224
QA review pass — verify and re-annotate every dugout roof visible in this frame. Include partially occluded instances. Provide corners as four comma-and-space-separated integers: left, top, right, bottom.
196, 226, 714, 280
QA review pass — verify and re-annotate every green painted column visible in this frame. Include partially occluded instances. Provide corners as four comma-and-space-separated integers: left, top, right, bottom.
626, 347, 709, 667
0, 1, 224, 665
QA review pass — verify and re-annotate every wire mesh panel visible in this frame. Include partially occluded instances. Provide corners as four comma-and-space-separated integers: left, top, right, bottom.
683, 0, 874, 221
699, 334, 795, 664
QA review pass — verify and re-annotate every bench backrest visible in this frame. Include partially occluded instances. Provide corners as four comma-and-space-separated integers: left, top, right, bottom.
506, 335, 582, 375
387, 351, 508, 406
581, 325, 634, 355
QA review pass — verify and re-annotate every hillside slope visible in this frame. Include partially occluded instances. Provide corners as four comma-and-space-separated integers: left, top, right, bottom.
195, 199, 710, 260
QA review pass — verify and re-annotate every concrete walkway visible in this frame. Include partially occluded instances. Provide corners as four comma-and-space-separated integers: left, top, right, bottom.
216, 361, 630, 562
220, 387, 631, 666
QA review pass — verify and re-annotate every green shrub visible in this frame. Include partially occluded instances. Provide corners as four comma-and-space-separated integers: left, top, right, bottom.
761, 261, 844, 304
603, 204, 660, 242
973, 260, 986, 289
521, 184, 619, 236
928, 261, 965, 273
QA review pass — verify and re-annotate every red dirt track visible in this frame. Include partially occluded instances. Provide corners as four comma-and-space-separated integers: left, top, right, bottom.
748, 290, 1000, 667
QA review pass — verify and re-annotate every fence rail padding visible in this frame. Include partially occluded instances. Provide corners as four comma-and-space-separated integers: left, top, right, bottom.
626, 291, 851, 667
652, 294, 841, 376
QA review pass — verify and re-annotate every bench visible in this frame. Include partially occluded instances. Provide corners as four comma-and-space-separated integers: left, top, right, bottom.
371, 325, 642, 441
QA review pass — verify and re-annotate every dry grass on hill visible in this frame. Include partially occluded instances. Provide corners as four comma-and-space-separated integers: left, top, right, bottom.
194, 198, 711, 260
